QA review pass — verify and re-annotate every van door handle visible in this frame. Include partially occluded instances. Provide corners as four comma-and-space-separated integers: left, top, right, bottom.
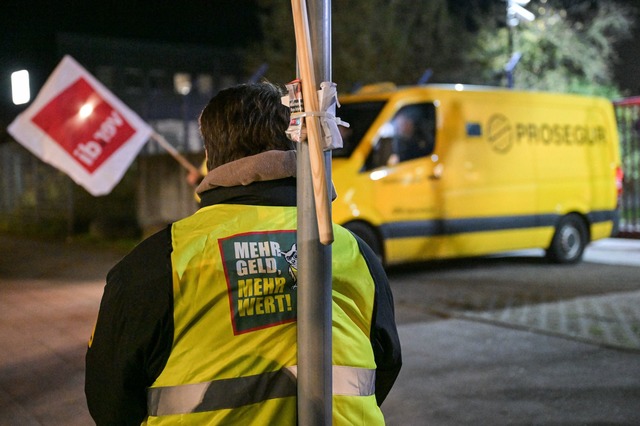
429, 164, 444, 180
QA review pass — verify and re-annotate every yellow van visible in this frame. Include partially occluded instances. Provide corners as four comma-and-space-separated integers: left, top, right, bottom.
332, 83, 622, 266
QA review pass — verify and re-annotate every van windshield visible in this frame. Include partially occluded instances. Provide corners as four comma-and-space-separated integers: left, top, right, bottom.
332, 101, 386, 158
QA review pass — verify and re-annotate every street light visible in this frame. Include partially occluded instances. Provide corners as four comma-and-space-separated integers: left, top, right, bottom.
173, 73, 192, 151
507, 0, 535, 27
505, 0, 535, 88
11, 70, 30, 105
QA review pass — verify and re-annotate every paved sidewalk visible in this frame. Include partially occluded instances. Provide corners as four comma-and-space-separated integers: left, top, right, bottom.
430, 239, 640, 352
381, 318, 640, 425
0, 236, 123, 426
458, 289, 640, 352
583, 238, 640, 267
0, 278, 104, 425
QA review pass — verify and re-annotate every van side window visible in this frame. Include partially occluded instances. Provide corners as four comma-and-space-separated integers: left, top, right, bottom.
365, 103, 436, 169
333, 101, 386, 159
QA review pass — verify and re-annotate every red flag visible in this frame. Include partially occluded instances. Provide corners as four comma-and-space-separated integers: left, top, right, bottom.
7, 55, 152, 196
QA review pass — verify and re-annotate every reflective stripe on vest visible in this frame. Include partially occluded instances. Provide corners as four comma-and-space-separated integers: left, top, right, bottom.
147, 365, 375, 416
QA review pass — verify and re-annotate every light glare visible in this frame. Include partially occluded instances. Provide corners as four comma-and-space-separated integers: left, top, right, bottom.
370, 170, 388, 181
11, 70, 30, 105
79, 103, 94, 119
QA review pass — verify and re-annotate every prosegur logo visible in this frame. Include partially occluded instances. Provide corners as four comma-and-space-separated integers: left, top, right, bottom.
219, 230, 298, 335
486, 114, 513, 153
485, 114, 607, 154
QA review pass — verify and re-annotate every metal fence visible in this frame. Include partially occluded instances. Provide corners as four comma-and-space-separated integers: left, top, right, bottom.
0, 141, 75, 235
0, 140, 142, 238
614, 97, 640, 238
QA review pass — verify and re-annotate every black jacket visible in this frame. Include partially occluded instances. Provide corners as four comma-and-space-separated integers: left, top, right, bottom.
85, 178, 402, 425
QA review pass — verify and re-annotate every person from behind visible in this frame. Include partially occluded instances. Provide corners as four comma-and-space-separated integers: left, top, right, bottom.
85, 82, 402, 425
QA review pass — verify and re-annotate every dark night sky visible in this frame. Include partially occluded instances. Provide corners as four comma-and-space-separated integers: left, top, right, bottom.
1, 0, 261, 49
1, 0, 639, 95
1, 0, 261, 73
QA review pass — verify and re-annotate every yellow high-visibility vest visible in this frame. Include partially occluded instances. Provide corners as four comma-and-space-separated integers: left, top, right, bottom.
145, 204, 384, 425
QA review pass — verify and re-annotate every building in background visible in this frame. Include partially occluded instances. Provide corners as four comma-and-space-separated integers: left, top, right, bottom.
1, 34, 248, 236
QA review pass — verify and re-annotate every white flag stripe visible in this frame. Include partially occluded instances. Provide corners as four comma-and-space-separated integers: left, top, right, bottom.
7, 55, 152, 196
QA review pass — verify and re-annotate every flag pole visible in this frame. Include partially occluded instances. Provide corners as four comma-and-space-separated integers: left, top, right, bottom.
291, 0, 333, 246
292, 0, 333, 425
150, 131, 200, 175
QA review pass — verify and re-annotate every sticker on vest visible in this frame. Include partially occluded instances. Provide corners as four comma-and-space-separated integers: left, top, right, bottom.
219, 230, 298, 335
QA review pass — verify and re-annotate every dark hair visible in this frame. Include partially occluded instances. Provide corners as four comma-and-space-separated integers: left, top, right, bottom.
199, 82, 294, 171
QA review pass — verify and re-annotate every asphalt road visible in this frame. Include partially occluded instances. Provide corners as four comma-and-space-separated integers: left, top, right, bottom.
0, 235, 639, 425
387, 247, 640, 326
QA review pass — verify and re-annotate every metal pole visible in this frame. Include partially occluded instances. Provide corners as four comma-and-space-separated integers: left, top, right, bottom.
67, 178, 74, 238
507, 11, 514, 88
297, 0, 332, 425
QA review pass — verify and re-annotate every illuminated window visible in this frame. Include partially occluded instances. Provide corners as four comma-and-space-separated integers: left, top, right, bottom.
174, 73, 192, 95
197, 74, 213, 96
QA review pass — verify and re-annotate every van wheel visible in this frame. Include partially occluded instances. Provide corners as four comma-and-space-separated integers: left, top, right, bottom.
344, 222, 384, 265
546, 214, 588, 264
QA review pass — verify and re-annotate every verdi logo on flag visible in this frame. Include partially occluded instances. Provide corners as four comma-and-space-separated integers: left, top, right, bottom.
7, 55, 152, 196
31, 78, 136, 173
